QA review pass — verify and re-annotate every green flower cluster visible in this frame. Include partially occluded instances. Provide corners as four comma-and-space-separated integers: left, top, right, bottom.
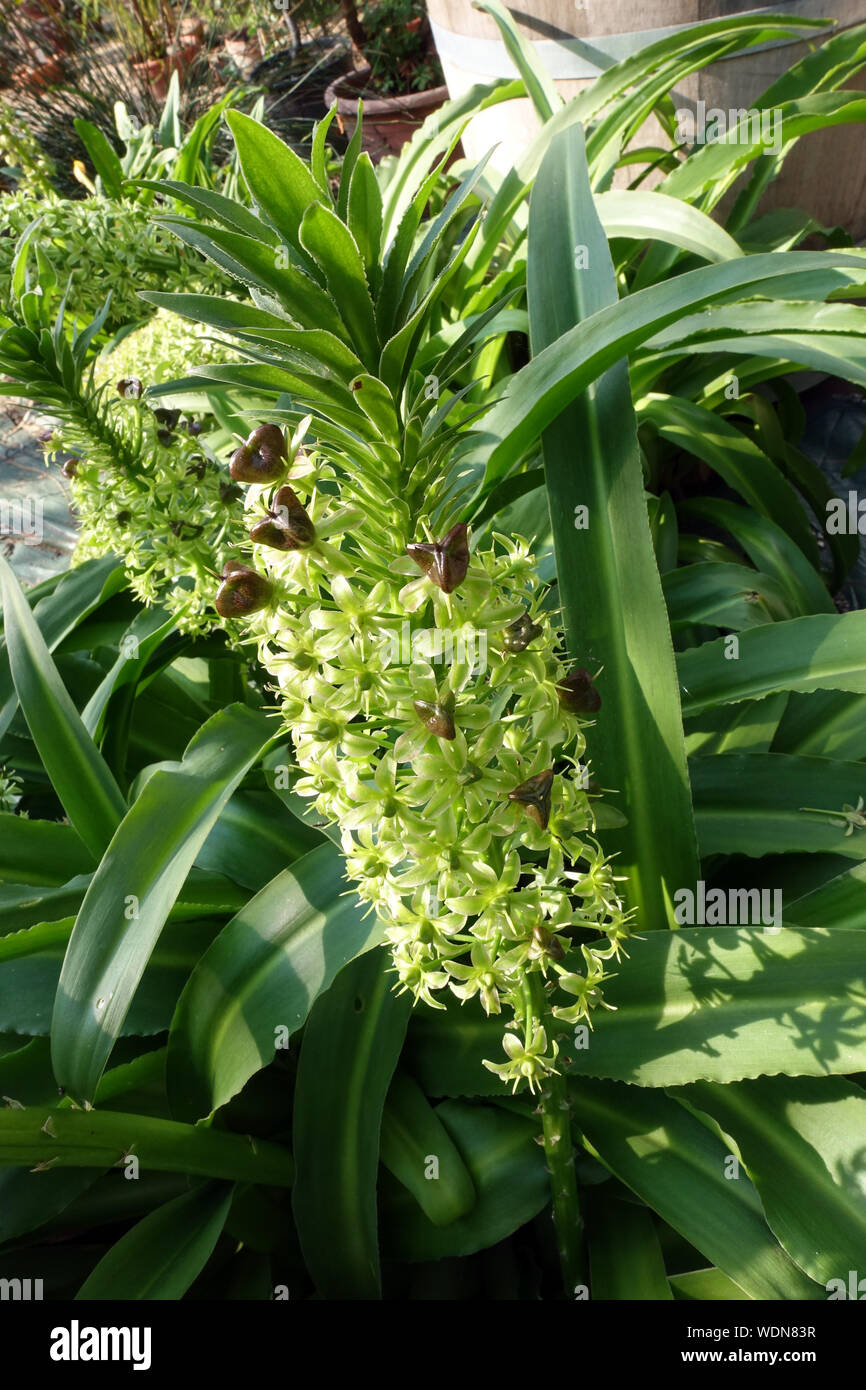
225, 423, 632, 1093
0, 100, 56, 197
0, 193, 228, 330
93, 308, 237, 390
52, 387, 245, 634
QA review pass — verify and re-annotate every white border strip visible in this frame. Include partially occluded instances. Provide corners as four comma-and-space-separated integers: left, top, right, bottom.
430, 1, 851, 81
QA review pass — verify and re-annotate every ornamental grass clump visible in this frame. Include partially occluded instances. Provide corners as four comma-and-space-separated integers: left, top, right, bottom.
222, 416, 631, 1095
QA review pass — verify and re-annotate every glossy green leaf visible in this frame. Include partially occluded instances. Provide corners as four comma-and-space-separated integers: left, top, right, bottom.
411, 930, 866, 1089
690, 752, 866, 859
528, 123, 699, 928
379, 1071, 476, 1227
678, 612, 866, 717
0, 1106, 291, 1184
379, 1099, 548, 1261
292, 948, 411, 1298
0, 816, 94, 886
640, 394, 818, 565
570, 1079, 820, 1300
76, 1181, 233, 1300
0, 556, 123, 740
167, 843, 383, 1121
0, 555, 126, 860
786, 863, 866, 930
596, 190, 742, 262
52, 705, 275, 1103
475, 248, 864, 493
678, 1076, 866, 1289
588, 1193, 671, 1299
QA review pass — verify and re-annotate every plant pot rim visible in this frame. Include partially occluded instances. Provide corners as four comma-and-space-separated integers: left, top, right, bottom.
325, 65, 448, 118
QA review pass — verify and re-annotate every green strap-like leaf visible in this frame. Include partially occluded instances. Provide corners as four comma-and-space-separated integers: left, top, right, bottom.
409, 929, 866, 1089
379, 1071, 476, 1228
51, 705, 276, 1103
678, 611, 866, 716
0, 1106, 291, 1184
379, 1099, 548, 1262
787, 863, 866, 930
588, 1193, 672, 1300
528, 123, 699, 928
570, 1079, 820, 1300
0, 816, 94, 886
0, 555, 126, 860
292, 948, 411, 1298
166, 843, 384, 1121
75, 1181, 234, 1300
474, 248, 865, 493
473, 0, 560, 123
690, 751, 866, 859
677, 1076, 866, 1289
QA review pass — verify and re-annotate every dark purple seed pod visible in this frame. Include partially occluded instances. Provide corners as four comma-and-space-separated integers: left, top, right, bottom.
185, 458, 208, 480
531, 922, 565, 962
169, 520, 203, 540
507, 769, 554, 830
114, 510, 131, 525
406, 521, 469, 594
249, 484, 315, 550
117, 377, 142, 399
503, 612, 542, 652
413, 698, 456, 740
219, 482, 244, 506
557, 669, 601, 715
61, 458, 78, 479
229, 424, 287, 484
186, 419, 204, 437
153, 408, 180, 428
214, 562, 273, 619
157, 429, 176, 446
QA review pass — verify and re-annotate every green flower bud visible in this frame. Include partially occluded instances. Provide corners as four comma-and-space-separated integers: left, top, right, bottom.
413, 698, 456, 740
557, 668, 601, 714
249, 484, 315, 550
214, 561, 273, 619
507, 769, 554, 830
406, 521, 469, 594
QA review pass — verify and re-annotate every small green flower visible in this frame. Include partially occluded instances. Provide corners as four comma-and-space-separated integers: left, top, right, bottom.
483, 1025, 559, 1094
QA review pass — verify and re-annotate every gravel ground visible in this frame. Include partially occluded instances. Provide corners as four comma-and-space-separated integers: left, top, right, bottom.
0, 400, 77, 588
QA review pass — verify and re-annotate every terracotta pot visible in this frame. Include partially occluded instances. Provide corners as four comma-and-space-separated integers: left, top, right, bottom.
132, 37, 200, 102
179, 15, 205, 43
13, 55, 65, 89
324, 66, 449, 162
224, 30, 264, 80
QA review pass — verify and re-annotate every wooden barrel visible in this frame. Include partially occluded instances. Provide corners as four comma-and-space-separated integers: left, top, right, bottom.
425, 0, 866, 236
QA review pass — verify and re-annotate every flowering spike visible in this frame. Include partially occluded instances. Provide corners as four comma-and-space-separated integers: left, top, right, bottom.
413, 699, 456, 740
508, 769, 554, 830
214, 561, 272, 619
557, 668, 602, 714
406, 521, 469, 594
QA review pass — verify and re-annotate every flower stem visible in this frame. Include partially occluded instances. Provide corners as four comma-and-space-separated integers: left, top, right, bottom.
530, 977, 584, 1295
